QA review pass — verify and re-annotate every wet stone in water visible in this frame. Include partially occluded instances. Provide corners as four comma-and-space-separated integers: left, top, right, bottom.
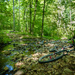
14, 70, 25, 75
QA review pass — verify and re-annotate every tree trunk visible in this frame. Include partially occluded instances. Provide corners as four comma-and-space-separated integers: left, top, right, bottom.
32, 0, 38, 33
23, 9, 26, 20
13, 0, 15, 31
23, 9, 27, 31
41, 0, 45, 38
18, 0, 20, 31
30, 0, 32, 34
25, 9, 28, 31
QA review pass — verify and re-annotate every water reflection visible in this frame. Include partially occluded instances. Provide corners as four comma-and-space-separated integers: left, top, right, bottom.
0, 39, 34, 75
6, 65, 13, 72
25, 50, 29, 53
0, 56, 8, 71
5, 74, 12, 75
4, 65, 13, 75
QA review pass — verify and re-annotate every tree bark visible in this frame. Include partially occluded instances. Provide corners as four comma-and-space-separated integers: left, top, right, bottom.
23, 9, 26, 20
30, 0, 32, 34
23, 9, 27, 31
41, 0, 45, 38
18, 0, 20, 31
32, 0, 38, 32
13, 0, 15, 31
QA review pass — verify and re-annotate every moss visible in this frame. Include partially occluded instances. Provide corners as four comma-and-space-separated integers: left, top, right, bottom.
0, 30, 12, 44
3, 50, 11, 55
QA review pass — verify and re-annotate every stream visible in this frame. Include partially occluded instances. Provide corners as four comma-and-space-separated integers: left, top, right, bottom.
0, 39, 35, 75
0, 39, 72, 75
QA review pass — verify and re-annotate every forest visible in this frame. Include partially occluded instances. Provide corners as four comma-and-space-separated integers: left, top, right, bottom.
0, 0, 75, 75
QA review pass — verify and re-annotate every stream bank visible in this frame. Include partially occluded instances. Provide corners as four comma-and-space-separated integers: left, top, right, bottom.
0, 38, 75, 75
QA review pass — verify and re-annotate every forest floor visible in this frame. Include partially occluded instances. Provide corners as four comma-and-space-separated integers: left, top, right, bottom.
0, 32, 75, 75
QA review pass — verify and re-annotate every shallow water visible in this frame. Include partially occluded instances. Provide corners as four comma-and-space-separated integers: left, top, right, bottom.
0, 40, 34, 75
0, 39, 70, 74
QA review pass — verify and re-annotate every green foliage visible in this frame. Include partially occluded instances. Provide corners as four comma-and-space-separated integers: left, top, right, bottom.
43, 35, 60, 40
0, 0, 75, 40
2, 37, 12, 43
67, 39, 75, 44
0, 30, 12, 44
43, 36, 53, 40
68, 40, 72, 44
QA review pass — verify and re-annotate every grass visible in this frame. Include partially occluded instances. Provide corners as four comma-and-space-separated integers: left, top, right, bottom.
43, 36, 61, 40
0, 30, 12, 44
1, 29, 74, 44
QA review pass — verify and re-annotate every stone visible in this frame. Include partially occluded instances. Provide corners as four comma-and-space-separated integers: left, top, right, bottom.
4, 50, 11, 55
62, 68, 74, 75
55, 72, 60, 75
63, 57, 70, 63
14, 70, 24, 75
64, 68, 73, 74
70, 54, 75, 58
15, 62, 24, 68
53, 65, 58, 69
37, 69, 41, 71
73, 61, 75, 65
4, 66, 9, 71
47, 71, 51, 73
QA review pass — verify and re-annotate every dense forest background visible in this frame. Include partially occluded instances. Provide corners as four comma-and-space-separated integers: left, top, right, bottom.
0, 0, 75, 44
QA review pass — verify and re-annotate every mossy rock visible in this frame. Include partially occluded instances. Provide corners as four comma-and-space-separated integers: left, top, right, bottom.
63, 68, 74, 75
3, 50, 11, 55
14, 70, 25, 75
53, 65, 58, 69
70, 54, 75, 58
63, 57, 70, 63
19, 65, 26, 69
4, 66, 9, 71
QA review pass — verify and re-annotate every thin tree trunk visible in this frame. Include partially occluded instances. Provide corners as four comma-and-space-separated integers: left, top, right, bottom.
41, 0, 45, 38
26, 9, 27, 31
26, 5, 29, 32
25, 9, 27, 31
30, 0, 32, 34
23, 9, 27, 31
32, 0, 38, 33
13, 0, 15, 31
26, 22, 27, 31
58, 0, 61, 28
46, 2, 48, 11
23, 9, 26, 20
18, 0, 20, 31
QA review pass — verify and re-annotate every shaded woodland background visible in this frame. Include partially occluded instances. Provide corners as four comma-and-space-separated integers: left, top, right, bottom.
0, 0, 75, 44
